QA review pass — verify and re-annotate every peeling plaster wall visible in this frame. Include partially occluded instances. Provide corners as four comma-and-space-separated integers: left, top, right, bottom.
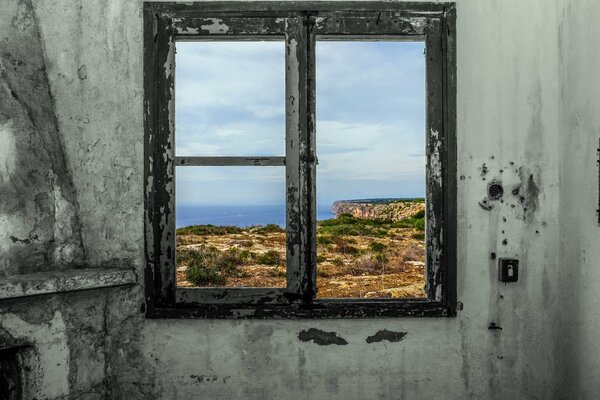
0, 0, 85, 276
556, 0, 600, 398
2, 0, 598, 399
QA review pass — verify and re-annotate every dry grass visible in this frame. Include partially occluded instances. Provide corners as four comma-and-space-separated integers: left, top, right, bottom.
176, 209, 426, 298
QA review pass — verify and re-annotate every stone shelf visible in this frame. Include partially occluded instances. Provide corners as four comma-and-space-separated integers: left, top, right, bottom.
0, 268, 137, 300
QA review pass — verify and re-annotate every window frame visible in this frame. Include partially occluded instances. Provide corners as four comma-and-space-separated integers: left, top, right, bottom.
144, 1, 457, 319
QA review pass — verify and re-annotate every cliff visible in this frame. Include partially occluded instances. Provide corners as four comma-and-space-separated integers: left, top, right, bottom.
331, 199, 425, 221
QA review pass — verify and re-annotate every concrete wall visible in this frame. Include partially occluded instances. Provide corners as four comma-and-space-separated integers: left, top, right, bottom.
0, 0, 597, 399
557, 0, 600, 398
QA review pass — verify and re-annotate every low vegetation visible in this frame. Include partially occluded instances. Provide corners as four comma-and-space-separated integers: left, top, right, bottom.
176, 206, 426, 297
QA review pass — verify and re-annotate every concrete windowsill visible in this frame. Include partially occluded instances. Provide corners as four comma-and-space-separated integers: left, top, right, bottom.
0, 268, 137, 300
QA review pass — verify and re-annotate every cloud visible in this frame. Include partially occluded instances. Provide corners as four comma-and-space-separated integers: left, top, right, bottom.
175, 40, 427, 206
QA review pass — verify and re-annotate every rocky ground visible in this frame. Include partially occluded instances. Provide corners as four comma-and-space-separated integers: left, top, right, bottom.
176, 201, 426, 299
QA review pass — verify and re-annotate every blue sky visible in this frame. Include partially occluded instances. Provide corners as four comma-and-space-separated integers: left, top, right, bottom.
175, 40, 425, 207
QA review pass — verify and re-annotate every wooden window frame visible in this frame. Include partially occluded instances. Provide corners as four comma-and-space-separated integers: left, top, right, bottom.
144, 1, 457, 319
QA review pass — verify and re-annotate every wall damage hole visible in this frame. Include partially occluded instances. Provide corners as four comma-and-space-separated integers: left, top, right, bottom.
479, 198, 493, 211
365, 329, 407, 343
487, 181, 504, 200
480, 163, 488, 176
298, 328, 348, 346
0, 346, 25, 400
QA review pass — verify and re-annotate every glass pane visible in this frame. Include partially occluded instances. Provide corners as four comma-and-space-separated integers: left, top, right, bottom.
315, 41, 427, 299
176, 167, 286, 288
175, 41, 285, 156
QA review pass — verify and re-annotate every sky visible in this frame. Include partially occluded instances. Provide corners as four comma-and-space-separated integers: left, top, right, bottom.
175, 40, 425, 207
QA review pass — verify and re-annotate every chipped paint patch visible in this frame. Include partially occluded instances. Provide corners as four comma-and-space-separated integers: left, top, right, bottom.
298, 328, 348, 345
200, 18, 229, 34
163, 40, 174, 79
428, 128, 442, 185
366, 330, 407, 343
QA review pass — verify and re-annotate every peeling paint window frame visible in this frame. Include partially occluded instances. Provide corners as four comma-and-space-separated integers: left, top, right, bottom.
144, 1, 457, 319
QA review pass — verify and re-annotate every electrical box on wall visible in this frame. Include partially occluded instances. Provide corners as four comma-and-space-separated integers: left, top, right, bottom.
499, 258, 519, 282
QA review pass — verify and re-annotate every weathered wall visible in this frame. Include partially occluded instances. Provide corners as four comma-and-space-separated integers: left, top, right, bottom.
0, 0, 84, 276
2, 0, 599, 399
556, 0, 600, 398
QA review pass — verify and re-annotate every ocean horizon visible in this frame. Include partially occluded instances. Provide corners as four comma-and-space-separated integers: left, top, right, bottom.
176, 204, 335, 229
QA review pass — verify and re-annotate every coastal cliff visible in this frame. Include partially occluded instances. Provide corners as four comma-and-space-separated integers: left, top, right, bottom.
331, 199, 425, 221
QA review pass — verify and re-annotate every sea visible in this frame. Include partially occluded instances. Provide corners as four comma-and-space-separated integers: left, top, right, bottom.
176, 204, 335, 229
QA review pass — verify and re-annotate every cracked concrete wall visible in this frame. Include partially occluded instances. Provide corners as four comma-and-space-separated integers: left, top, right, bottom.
1, 286, 159, 399
556, 0, 600, 398
1, 0, 598, 399
0, 0, 85, 276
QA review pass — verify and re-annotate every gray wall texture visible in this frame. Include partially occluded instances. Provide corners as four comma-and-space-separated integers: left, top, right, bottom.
0, 0, 599, 399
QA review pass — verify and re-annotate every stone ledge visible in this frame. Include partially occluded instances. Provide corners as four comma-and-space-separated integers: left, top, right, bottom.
0, 268, 137, 300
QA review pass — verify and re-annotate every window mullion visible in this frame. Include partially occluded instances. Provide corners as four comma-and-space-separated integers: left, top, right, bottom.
425, 18, 445, 302
304, 16, 317, 302
284, 16, 315, 301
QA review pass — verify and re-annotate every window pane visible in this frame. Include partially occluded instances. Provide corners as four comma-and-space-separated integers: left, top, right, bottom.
176, 167, 286, 288
175, 41, 285, 156
315, 41, 427, 299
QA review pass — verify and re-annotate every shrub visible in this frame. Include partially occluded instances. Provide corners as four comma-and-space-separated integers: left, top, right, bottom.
393, 209, 425, 232
217, 249, 247, 274
321, 223, 387, 237
318, 214, 391, 237
369, 241, 387, 253
185, 262, 226, 286
331, 257, 344, 267
176, 224, 243, 236
253, 224, 285, 234
255, 250, 282, 266
317, 235, 333, 246
348, 255, 384, 275
332, 238, 360, 255
179, 246, 249, 286
267, 267, 286, 277
375, 253, 389, 264
403, 244, 425, 261
238, 249, 255, 261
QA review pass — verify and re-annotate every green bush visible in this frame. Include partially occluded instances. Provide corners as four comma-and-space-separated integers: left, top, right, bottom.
331, 257, 344, 267
179, 246, 249, 286
320, 223, 388, 237
255, 250, 282, 266
332, 238, 360, 255
369, 241, 387, 253
185, 262, 226, 286
375, 253, 389, 264
392, 209, 425, 232
267, 268, 286, 278
316, 254, 328, 263
176, 224, 243, 236
253, 224, 285, 234
317, 235, 333, 246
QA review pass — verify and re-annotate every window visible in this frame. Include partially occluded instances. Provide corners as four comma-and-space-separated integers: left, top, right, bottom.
144, 2, 456, 318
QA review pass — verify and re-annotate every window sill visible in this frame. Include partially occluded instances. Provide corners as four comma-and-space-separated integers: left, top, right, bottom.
147, 298, 454, 319
0, 268, 137, 300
